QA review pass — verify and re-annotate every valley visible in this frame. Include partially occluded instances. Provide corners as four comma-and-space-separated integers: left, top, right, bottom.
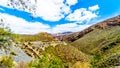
0, 15, 120, 68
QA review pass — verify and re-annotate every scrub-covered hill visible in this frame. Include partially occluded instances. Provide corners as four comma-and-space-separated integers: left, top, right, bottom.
63, 15, 120, 68
72, 26, 120, 68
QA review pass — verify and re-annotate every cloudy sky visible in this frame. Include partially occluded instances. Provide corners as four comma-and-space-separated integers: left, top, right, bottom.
0, 0, 120, 34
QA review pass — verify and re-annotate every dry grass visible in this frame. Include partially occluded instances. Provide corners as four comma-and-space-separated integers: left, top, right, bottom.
72, 61, 90, 68
14, 61, 28, 68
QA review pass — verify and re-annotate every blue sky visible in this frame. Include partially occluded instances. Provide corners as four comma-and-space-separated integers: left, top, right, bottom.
0, 0, 120, 34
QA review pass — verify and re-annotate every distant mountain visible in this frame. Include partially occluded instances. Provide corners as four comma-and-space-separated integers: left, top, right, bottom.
61, 31, 73, 35
52, 31, 73, 41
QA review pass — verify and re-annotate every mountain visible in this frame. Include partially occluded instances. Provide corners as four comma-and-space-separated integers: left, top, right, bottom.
52, 15, 120, 68
63, 15, 120, 68
52, 31, 73, 41
0, 0, 120, 68
71, 25, 120, 67
63, 15, 120, 42
61, 31, 73, 35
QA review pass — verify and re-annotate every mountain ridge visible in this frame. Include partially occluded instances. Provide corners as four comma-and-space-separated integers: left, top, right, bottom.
62, 15, 120, 42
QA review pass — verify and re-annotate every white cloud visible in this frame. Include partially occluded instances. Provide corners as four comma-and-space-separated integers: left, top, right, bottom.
52, 23, 91, 33
0, 13, 91, 34
0, 13, 50, 34
89, 5, 99, 11
0, 0, 8, 7
35, 0, 71, 21
0, 1, 100, 34
0, 13, 92, 34
66, 0, 78, 6
5, 0, 71, 21
66, 5, 99, 23
1, 0, 99, 22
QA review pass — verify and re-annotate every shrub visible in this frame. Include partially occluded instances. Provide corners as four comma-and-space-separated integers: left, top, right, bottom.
0, 36, 7, 42
0, 55, 15, 68
28, 53, 64, 68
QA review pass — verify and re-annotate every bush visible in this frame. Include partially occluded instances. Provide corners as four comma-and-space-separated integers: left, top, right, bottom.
0, 36, 8, 42
0, 28, 11, 35
0, 55, 15, 68
28, 53, 64, 68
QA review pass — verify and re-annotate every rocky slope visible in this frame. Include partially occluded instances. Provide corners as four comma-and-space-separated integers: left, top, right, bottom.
63, 15, 120, 42
18, 41, 67, 58
0, 36, 33, 62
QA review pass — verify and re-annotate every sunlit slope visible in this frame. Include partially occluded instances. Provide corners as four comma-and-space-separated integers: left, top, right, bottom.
63, 15, 120, 42
71, 26, 120, 67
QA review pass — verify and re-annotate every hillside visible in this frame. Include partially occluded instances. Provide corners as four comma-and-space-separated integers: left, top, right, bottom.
17, 32, 55, 42
0, 0, 120, 68
71, 26, 120, 67
0, 15, 120, 68
0, 24, 90, 68
63, 15, 120, 42
66, 15, 120, 68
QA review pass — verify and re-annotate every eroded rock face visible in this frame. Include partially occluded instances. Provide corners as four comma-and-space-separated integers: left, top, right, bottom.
63, 15, 120, 42
19, 42, 42, 58
18, 41, 67, 58
94, 15, 120, 29
0, 41, 33, 62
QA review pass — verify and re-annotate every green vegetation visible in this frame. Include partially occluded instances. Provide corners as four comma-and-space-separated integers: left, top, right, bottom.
0, 24, 12, 48
46, 45, 91, 63
10, 34, 20, 42
18, 34, 51, 42
15, 32, 55, 42
0, 36, 8, 42
0, 55, 15, 68
71, 26, 120, 68
28, 53, 65, 68
0, 28, 11, 35
0, 21, 11, 35
0, 17, 120, 68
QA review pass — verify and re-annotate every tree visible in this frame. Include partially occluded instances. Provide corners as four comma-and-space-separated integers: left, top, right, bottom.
0, 19, 11, 35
